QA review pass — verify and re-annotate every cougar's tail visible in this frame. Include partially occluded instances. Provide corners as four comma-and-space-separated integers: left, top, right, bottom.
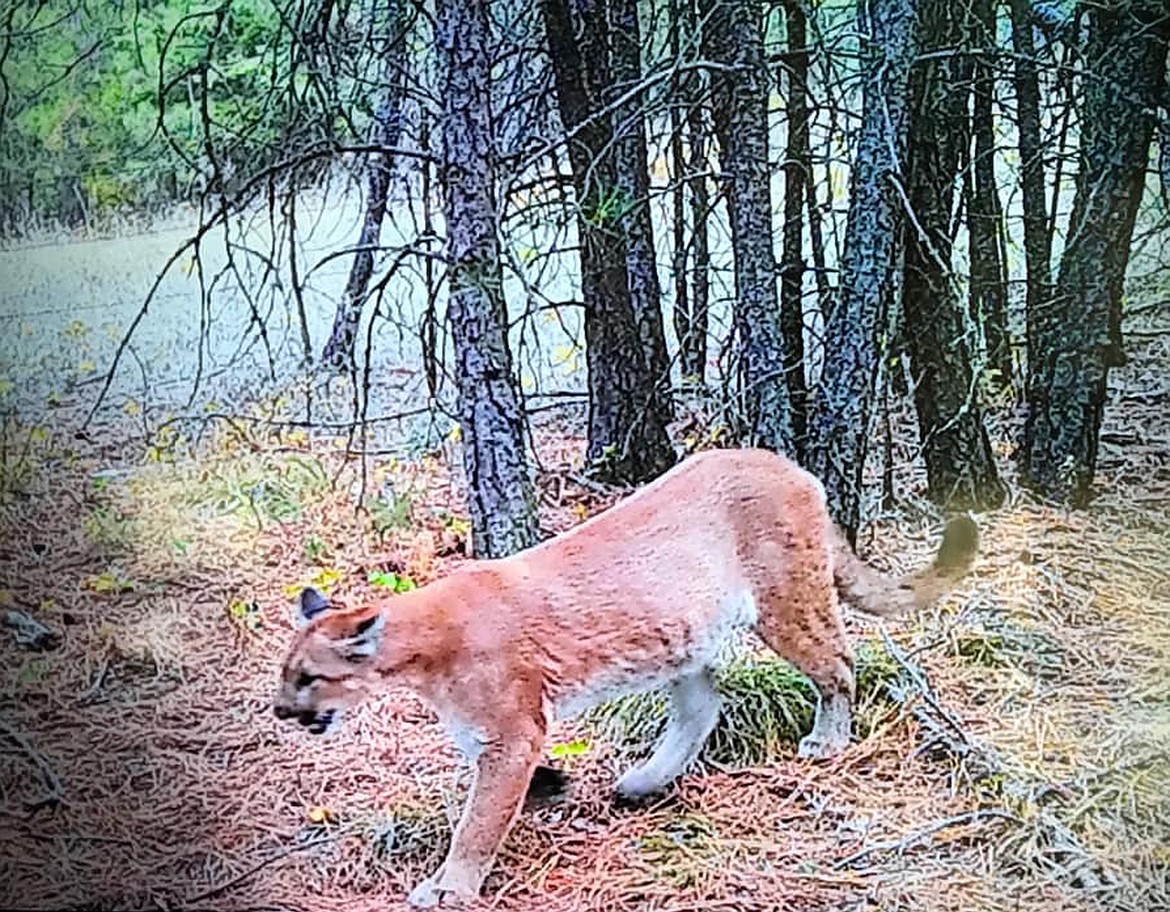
831, 515, 979, 618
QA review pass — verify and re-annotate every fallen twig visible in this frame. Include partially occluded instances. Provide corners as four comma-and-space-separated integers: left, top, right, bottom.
835, 808, 1021, 869
0, 716, 62, 812
183, 832, 349, 905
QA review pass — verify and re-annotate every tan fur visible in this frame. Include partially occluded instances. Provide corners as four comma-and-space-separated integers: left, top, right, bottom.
272, 447, 978, 907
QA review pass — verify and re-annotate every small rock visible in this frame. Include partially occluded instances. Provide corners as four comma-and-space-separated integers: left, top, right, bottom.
3, 610, 60, 650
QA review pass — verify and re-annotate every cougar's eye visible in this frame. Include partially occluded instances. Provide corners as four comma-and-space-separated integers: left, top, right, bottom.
295, 672, 319, 689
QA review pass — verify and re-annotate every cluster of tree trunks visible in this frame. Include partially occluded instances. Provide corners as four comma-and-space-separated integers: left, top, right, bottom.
902, 0, 1005, 512
541, 0, 675, 484
702, 0, 795, 457
806, 0, 919, 539
324, 0, 1168, 557
1023, 2, 1170, 505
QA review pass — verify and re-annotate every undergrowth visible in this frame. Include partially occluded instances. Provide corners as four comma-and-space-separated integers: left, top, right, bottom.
586, 641, 900, 766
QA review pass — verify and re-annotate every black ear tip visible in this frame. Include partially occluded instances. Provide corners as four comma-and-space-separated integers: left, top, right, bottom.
297, 587, 330, 620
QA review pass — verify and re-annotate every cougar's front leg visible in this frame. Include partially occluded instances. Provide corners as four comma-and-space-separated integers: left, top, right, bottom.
407, 716, 545, 908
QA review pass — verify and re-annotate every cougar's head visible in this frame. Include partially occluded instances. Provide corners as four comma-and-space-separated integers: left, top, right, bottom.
272, 587, 386, 736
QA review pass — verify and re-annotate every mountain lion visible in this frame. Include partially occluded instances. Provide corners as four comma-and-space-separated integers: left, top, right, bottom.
273, 447, 978, 907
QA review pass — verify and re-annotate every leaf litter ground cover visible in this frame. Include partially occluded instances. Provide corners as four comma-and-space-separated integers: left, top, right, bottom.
2, 330, 1168, 912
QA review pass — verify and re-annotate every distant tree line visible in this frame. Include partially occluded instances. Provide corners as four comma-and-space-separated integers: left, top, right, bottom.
9, 1, 1168, 556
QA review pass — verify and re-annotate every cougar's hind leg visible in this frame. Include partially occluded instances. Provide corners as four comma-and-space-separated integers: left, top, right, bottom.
615, 668, 721, 801
754, 564, 857, 760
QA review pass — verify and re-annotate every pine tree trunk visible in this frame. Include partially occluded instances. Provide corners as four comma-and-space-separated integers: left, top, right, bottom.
807, 0, 918, 538
688, 97, 711, 384
670, 0, 709, 384
779, 0, 811, 453
610, 0, 672, 417
702, 0, 794, 455
1009, 0, 1052, 369
322, 1, 409, 370
438, 0, 539, 558
669, 8, 692, 382
1023, 2, 1169, 505
967, 0, 1012, 388
902, 0, 1006, 511
541, 0, 674, 483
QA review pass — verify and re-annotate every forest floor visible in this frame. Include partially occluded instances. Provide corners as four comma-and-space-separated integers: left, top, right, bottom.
2, 306, 1168, 912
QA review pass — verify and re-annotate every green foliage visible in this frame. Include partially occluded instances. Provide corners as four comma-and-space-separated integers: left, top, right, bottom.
367, 569, 416, 593
582, 185, 636, 227
194, 452, 330, 524
82, 567, 138, 594
82, 505, 137, 550
634, 813, 720, 888
950, 624, 1064, 679
226, 597, 263, 633
0, 0, 359, 229
303, 535, 328, 564
369, 490, 414, 534
587, 641, 901, 766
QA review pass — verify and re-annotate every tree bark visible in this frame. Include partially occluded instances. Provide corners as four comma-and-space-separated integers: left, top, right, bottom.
1009, 0, 1052, 371
437, 0, 539, 558
967, 0, 1012, 388
687, 96, 711, 385
807, 0, 918, 539
1023, 2, 1169, 505
541, 0, 674, 483
779, 0, 811, 453
669, 8, 692, 382
610, 0, 673, 417
670, 0, 709, 384
702, 0, 794, 456
902, 0, 1006, 511
322, 0, 410, 370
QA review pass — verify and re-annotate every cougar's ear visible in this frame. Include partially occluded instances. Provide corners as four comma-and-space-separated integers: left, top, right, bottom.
294, 587, 331, 627
337, 612, 385, 662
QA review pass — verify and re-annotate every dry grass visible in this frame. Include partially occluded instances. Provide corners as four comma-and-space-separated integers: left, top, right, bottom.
2, 334, 1168, 911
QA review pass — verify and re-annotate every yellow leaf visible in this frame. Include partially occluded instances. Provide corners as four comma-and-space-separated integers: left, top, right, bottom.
82, 570, 134, 594
123, 399, 141, 417
552, 343, 582, 376
77, 360, 96, 374
307, 806, 335, 825
0, 378, 13, 396
572, 503, 589, 521
551, 343, 578, 366
446, 425, 462, 443
283, 567, 342, 599
310, 567, 341, 589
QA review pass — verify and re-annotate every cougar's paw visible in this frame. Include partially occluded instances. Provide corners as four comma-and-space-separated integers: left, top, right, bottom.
525, 764, 570, 807
614, 768, 672, 806
796, 733, 849, 761
406, 872, 477, 909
